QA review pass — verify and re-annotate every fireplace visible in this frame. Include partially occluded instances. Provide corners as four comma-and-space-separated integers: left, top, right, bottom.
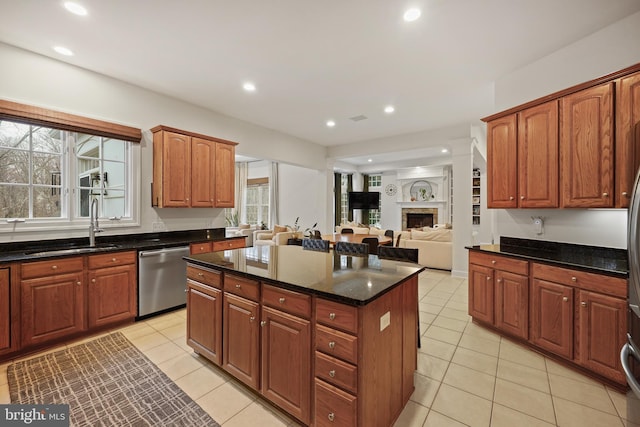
402, 208, 438, 230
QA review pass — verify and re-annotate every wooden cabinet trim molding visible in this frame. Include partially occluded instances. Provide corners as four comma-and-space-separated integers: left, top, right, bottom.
150, 125, 238, 146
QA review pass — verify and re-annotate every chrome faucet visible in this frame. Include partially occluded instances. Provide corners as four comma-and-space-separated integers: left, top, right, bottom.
89, 198, 103, 247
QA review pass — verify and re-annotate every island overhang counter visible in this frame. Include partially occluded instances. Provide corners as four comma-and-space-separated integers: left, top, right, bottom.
184, 245, 425, 427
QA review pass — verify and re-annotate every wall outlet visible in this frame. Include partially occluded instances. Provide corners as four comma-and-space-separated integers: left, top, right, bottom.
152, 222, 165, 232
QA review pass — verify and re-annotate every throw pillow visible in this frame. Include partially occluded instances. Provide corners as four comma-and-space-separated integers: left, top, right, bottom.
238, 223, 250, 230
274, 224, 288, 233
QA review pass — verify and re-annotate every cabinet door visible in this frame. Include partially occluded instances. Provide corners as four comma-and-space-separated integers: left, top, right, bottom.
616, 71, 640, 208
214, 142, 235, 207
518, 100, 559, 208
487, 114, 518, 208
88, 264, 136, 329
21, 272, 85, 347
495, 270, 528, 339
261, 306, 311, 425
530, 279, 573, 359
191, 137, 215, 207
560, 83, 614, 207
187, 280, 222, 365
576, 290, 626, 383
0, 268, 9, 351
162, 131, 191, 207
223, 293, 260, 389
468, 264, 494, 324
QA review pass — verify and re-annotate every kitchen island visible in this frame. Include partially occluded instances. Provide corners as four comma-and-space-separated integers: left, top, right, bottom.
184, 245, 425, 427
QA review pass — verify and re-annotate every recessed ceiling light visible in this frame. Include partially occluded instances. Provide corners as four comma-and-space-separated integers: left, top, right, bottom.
384, 105, 395, 114
441, 148, 449, 153
367, 158, 373, 163
64, 1, 88, 16
242, 82, 256, 92
326, 120, 336, 128
53, 46, 74, 56
403, 8, 421, 22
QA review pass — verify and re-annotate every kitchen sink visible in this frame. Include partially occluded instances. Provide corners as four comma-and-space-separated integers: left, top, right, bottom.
25, 244, 121, 256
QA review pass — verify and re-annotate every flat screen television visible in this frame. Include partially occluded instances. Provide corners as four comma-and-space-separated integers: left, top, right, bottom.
348, 191, 380, 210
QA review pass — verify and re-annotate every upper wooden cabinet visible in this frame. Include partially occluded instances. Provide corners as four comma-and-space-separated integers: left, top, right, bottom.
151, 125, 237, 208
616, 71, 640, 208
483, 62, 640, 209
560, 83, 614, 208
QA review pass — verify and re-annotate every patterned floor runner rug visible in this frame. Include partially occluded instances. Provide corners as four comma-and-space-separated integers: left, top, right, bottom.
7, 332, 219, 426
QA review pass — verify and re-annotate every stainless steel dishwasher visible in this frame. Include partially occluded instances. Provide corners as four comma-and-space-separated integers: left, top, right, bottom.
138, 246, 190, 318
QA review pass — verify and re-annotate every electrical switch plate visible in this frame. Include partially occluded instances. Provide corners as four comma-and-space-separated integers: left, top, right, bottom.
380, 311, 390, 331
152, 222, 165, 232
532, 217, 544, 235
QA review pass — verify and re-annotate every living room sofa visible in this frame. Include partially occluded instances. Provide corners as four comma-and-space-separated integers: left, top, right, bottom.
396, 226, 452, 270
226, 224, 260, 246
254, 225, 298, 246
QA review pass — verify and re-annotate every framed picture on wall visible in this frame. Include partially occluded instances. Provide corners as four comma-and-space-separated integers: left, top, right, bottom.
472, 196, 480, 204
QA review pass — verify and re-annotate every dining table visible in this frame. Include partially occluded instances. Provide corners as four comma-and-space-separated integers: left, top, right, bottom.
321, 233, 393, 246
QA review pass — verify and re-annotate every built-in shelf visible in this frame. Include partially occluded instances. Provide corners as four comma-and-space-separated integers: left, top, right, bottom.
472, 168, 480, 225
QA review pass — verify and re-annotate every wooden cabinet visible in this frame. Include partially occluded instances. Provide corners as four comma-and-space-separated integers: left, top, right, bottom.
468, 252, 528, 339
152, 125, 237, 208
190, 241, 213, 254
0, 268, 9, 351
518, 100, 559, 208
560, 83, 614, 207
21, 257, 86, 347
487, 114, 518, 208
261, 306, 311, 424
530, 278, 574, 359
186, 265, 223, 365
87, 251, 137, 329
531, 262, 626, 384
223, 274, 260, 389
616, 71, 640, 208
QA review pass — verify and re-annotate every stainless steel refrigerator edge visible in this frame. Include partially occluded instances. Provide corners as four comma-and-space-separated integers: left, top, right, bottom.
622, 168, 640, 418
138, 246, 190, 317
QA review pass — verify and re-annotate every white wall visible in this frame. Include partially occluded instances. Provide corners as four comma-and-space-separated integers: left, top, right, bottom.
0, 43, 327, 242
489, 12, 640, 250
276, 163, 328, 234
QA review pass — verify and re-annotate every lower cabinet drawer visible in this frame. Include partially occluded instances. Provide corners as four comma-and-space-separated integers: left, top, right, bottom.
315, 378, 357, 427
316, 324, 358, 364
315, 351, 357, 394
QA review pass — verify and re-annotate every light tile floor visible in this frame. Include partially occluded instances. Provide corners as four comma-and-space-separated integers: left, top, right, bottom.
1, 269, 639, 426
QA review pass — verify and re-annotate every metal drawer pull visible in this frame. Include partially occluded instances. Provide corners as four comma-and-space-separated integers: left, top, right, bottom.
571, 277, 577, 282
486, 276, 491, 281
250, 316, 255, 322
328, 341, 336, 349
112, 258, 117, 262
52, 265, 58, 270
198, 272, 204, 276
92, 279, 96, 283
329, 312, 336, 320
329, 370, 335, 378
236, 284, 241, 288
328, 413, 335, 422
260, 321, 266, 327
279, 297, 286, 304
563, 297, 568, 302
491, 260, 496, 264
580, 301, 587, 307
76, 281, 81, 286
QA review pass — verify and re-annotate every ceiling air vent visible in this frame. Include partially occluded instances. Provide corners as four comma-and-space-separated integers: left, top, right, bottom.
349, 115, 368, 122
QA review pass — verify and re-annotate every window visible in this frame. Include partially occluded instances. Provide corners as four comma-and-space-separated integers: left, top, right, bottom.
0, 100, 141, 232
340, 174, 349, 225
367, 174, 381, 226
245, 178, 269, 226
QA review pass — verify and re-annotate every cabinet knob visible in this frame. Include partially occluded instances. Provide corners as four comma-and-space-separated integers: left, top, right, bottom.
76, 281, 81, 286
571, 277, 577, 282
236, 284, 241, 289
52, 265, 58, 270
581, 301, 587, 307
486, 276, 491, 281
520, 195, 525, 200
328, 413, 335, 422
329, 370, 336, 378
279, 297, 286, 304
603, 192, 609, 197
623, 192, 629, 197
491, 260, 496, 264
329, 312, 336, 320
563, 297, 568, 302
184, 288, 188, 293
328, 341, 336, 350
250, 316, 255, 322
197, 272, 204, 276
91, 278, 96, 283
186, 198, 189, 201
260, 320, 266, 327
112, 258, 117, 262
509, 196, 514, 200
497, 279, 502, 283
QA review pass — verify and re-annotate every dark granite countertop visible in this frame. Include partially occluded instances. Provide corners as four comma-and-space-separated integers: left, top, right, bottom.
0, 228, 239, 263
185, 245, 425, 306
466, 236, 628, 278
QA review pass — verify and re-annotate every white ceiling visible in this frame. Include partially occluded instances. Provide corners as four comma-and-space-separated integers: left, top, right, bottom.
1, 0, 639, 168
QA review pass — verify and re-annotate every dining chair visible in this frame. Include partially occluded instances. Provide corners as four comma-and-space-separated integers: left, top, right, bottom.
378, 246, 419, 264
302, 238, 330, 252
361, 237, 379, 255
340, 228, 354, 234
384, 229, 394, 240
334, 241, 368, 256
311, 230, 322, 239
